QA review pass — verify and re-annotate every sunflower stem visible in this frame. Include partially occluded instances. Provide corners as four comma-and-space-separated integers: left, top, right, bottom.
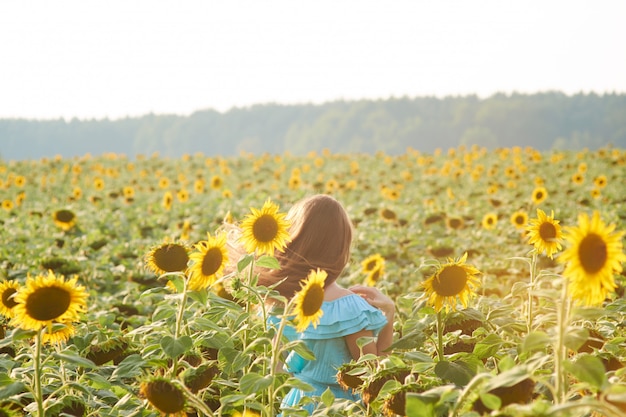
436, 310, 444, 362
267, 299, 294, 417
172, 272, 190, 377
34, 328, 45, 417
554, 276, 570, 404
527, 252, 538, 332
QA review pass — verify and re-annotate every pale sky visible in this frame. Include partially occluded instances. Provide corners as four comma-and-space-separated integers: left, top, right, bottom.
1, 0, 625, 120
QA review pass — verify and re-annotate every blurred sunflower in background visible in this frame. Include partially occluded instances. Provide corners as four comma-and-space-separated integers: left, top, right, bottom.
526, 208, 563, 259
510, 210, 529, 230
0, 280, 20, 319
559, 211, 626, 306
162, 191, 174, 211
422, 253, 481, 312
53, 209, 77, 231
239, 199, 291, 256
11, 271, 88, 332
188, 232, 228, 291
593, 175, 608, 189
445, 216, 465, 230
139, 377, 186, 416
531, 186, 548, 205
145, 241, 190, 276
481, 212, 498, 230
361, 253, 385, 287
292, 269, 326, 332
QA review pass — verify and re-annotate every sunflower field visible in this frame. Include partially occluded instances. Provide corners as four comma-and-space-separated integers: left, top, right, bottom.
0, 145, 625, 417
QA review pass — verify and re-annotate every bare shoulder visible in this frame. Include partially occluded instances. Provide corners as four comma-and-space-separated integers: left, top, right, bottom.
324, 283, 354, 301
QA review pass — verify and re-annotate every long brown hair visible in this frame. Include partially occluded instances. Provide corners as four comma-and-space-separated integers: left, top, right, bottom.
261, 194, 353, 298
223, 194, 353, 299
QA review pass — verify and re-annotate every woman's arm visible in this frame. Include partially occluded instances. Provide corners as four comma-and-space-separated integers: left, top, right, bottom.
345, 285, 395, 359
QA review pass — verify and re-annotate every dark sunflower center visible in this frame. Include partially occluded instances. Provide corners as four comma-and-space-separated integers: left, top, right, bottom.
514, 215, 525, 226
432, 265, 468, 297
302, 284, 324, 316
144, 380, 185, 413
365, 260, 377, 271
201, 247, 223, 276
535, 191, 544, 200
26, 286, 71, 321
154, 244, 189, 272
55, 210, 75, 223
578, 233, 607, 274
486, 217, 495, 225
538, 222, 557, 240
253, 214, 279, 243
2, 288, 18, 309
369, 269, 381, 282
449, 218, 462, 229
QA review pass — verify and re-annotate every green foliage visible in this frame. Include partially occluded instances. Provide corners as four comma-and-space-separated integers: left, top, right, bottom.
0, 148, 624, 416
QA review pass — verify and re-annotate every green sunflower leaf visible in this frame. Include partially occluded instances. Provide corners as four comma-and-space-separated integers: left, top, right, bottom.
406, 392, 438, 417
161, 335, 193, 358
256, 255, 280, 269
52, 351, 97, 369
239, 372, 274, 395
565, 354, 608, 390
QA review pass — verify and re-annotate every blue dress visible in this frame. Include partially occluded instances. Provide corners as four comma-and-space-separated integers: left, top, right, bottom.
267, 294, 388, 415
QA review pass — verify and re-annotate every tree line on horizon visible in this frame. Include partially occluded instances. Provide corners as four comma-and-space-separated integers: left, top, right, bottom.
1, 91, 625, 160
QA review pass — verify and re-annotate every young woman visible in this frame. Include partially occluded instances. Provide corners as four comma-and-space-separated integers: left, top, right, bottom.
234, 194, 395, 414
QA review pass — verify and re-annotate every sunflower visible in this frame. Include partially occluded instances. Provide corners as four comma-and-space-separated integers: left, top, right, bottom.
145, 241, 190, 276
176, 189, 189, 203
591, 188, 602, 200
361, 253, 385, 274
288, 175, 302, 190
571, 172, 584, 185
380, 208, 397, 222
11, 271, 88, 331
182, 362, 219, 393
559, 211, 626, 306
365, 268, 383, 287
292, 269, 326, 332
422, 253, 481, 312
526, 208, 563, 259
72, 187, 83, 199
139, 377, 186, 415
162, 191, 174, 211
510, 210, 529, 230
594, 175, 608, 189
0, 280, 20, 318
42, 322, 75, 345
14, 175, 26, 187
481, 212, 498, 230
158, 177, 170, 189
446, 216, 465, 230
93, 177, 105, 190
53, 209, 77, 231
188, 232, 228, 291
210, 175, 223, 190
2, 200, 14, 211
122, 186, 135, 198
531, 186, 548, 205
239, 199, 291, 257
193, 179, 205, 194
